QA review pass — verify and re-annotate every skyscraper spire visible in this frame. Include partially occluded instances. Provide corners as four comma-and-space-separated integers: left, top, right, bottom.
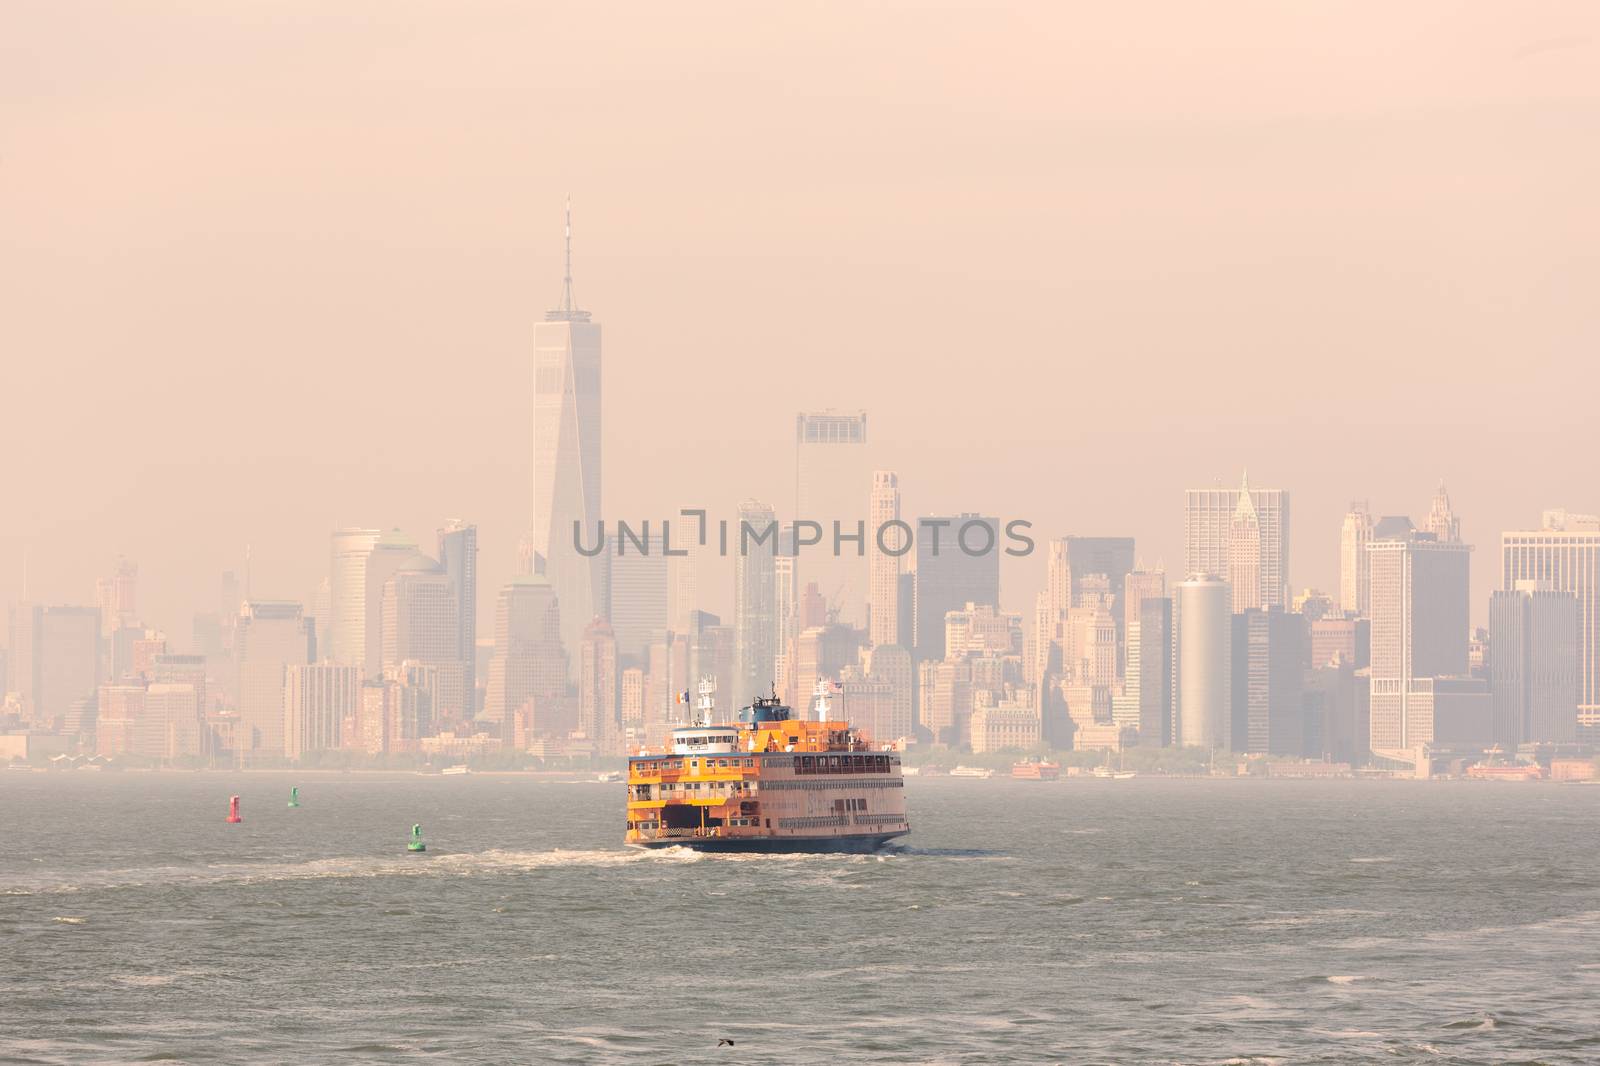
1234, 470, 1257, 521
1427, 479, 1460, 543
562, 194, 574, 314
546, 195, 591, 322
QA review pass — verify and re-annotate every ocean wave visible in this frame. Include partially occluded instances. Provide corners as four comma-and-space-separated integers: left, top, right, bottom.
2, 843, 908, 896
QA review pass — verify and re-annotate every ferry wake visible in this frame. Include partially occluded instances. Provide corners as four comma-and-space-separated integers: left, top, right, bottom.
624, 680, 909, 853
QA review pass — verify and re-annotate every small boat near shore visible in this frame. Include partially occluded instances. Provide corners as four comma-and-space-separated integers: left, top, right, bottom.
951, 765, 994, 779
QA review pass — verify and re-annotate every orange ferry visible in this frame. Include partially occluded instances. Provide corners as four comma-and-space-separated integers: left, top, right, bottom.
624, 682, 909, 853
1011, 759, 1061, 781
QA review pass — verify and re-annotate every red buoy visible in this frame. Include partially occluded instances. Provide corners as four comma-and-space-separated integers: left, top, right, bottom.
226, 795, 242, 823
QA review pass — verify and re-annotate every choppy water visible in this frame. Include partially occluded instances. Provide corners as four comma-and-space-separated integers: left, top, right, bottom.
2, 772, 1598, 1064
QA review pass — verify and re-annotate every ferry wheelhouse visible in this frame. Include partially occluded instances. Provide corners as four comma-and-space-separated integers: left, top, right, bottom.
624, 683, 909, 853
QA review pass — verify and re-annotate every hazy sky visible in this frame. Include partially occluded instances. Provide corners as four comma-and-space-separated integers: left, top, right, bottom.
2, 2, 1596, 638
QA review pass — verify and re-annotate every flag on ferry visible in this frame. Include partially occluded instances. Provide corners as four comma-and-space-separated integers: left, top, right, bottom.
677, 689, 690, 705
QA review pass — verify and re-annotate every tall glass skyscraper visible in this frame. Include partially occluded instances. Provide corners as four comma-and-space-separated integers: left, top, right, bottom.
329, 528, 380, 666
1502, 510, 1600, 738
532, 201, 603, 663
734, 499, 778, 708
437, 520, 478, 713
912, 514, 1000, 663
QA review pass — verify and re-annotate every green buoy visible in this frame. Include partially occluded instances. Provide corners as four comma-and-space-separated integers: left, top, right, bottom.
407, 824, 427, 853
287, 787, 300, 808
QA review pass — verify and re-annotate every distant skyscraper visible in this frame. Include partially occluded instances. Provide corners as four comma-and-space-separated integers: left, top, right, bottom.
1184, 475, 1289, 608
1123, 569, 1168, 737
95, 556, 138, 636
1426, 481, 1461, 543
868, 471, 905, 648
483, 576, 566, 739
1176, 576, 1231, 750
772, 531, 800, 699
734, 499, 778, 708
1061, 536, 1136, 666
1228, 485, 1263, 612
1133, 596, 1174, 745
285, 663, 359, 760
913, 514, 1000, 662
1044, 539, 1070, 615
1028, 539, 1071, 688
918, 657, 972, 746
532, 200, 603, 663
1061, 537, 1136, 609
861, 643, 914, 745
669, 547, 699, 635
578, 618, 618, 749
235, 600, 312, 760
329, 528, 380, 666
1489, 582, 1579, 746
1123, 570, 1166, 637
1339, 502, 1373, 617
437, 521, 478, 713
151, 653, 206, 716
94, 683, 145, 758
643, 635, 690, 739
791, 623, 865, 722
362, 529, 422, 680
137, 683, 202, 761
384, 661, 439, 748
380, 556, 465, 720
355, 680, 392, 755
607, 530, 669, 663
619, 665, 645, 729
794, 410, 869, 622
1310, 616, 1369, 669
1368, 530, 1473, 753
684, 609, 736, 729
1502, 511, 1600, 737
32, 606, 101, 732
1231, 609, 1306, 755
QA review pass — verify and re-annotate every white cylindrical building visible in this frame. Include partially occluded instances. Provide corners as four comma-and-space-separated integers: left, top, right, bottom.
1177, 576, 1231, 751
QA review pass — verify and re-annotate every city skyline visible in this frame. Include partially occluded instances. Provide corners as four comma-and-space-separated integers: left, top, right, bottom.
4, 6, 1595, 638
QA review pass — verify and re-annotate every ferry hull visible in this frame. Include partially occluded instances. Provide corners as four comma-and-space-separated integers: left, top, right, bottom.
629, 830, 908, 855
